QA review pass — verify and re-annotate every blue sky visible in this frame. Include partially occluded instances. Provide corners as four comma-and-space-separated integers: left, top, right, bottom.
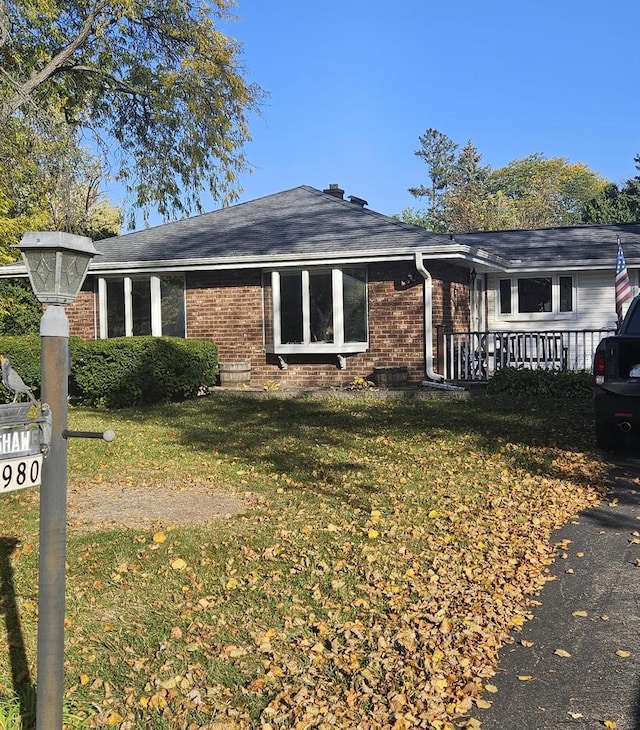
119, 0, 640, 227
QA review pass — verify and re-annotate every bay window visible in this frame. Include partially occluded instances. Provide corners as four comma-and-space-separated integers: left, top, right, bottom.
264, 267, 368, 353
99, 275, 186, 338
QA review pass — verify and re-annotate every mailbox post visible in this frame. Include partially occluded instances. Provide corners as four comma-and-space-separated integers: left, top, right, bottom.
15, 232, 99, 730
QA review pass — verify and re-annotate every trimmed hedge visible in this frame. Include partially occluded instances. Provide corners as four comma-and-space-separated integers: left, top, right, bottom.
0, 335, 218, 408
71, 337, 219, 407
486, 366, 593, 399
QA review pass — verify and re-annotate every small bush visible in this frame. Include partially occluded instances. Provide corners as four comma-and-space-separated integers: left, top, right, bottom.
0, 279, 42, 335
71, 337, 219, 407
486, 366, 593, 399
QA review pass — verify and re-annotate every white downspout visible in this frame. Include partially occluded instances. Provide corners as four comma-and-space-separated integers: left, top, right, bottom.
414, 252, 445, 382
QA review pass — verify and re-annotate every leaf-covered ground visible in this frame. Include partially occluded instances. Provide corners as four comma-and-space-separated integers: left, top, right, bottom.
0, 394, 608, 729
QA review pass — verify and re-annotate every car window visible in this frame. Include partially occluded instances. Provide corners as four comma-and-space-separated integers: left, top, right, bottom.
624, 301, 640, 333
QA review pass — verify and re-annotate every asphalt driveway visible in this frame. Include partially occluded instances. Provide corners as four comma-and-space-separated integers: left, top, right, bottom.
476, 452, 640, 730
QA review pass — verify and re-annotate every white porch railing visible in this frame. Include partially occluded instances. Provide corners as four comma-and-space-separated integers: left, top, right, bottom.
441, 329, 615, 381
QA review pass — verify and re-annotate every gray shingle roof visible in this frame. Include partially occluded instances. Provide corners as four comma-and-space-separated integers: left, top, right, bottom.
455, 223, 640, 270
92, 185, 449, 268
3, 186, 640, 279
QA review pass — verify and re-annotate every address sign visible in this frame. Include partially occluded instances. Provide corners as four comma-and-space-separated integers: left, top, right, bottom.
0, 424, 43, 493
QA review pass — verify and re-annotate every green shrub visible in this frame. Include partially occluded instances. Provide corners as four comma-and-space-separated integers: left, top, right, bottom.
486, 366, 593, 399
0, 335, 219, 407
71, 337, 219, 407
0, 279, 42, 335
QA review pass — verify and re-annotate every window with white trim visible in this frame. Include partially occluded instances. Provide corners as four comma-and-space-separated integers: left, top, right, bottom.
99, 275, 185, 338
263, 267, 368, 353
498, 275, 574, 317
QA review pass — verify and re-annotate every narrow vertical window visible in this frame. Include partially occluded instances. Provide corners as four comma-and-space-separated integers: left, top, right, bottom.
131, 279, 152, 335
559, 276, 573, 312
262, 273, 273, 346
499, 279, 511, 315
343, 268, 367, 341
309, 271, 334, 343
106, 280, 125, 337
160, 277, 186, 336
280, 272, 303, 344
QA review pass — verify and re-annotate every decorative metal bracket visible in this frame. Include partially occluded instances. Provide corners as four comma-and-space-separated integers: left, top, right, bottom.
36, 403, 52, 457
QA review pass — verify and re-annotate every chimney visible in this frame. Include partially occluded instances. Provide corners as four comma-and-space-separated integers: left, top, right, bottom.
348, 195, 368, 208
323, 183, 344, 199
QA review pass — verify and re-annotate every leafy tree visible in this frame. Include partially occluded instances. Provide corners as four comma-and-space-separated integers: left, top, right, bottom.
0, 0, 263, 225
439, 140, 489, 232
581, 182, 638, 224
408, 129, 459, 223
484, 154, 606, 228
582, 155, 640, 224
0, 114, 121, 259
0, 114, 120, 333
407, 131, 490, 233
406, 129, 607, 232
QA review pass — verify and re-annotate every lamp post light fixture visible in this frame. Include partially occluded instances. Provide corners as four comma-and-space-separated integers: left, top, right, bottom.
17, 231, 99, 306
15, 231, 98, 730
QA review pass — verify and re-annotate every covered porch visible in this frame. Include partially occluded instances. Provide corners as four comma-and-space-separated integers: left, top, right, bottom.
438, 328, 614, 382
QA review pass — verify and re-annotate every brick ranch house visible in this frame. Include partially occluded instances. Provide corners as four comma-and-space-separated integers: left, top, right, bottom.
6, 184, 640, 388
65, 184, 501, 389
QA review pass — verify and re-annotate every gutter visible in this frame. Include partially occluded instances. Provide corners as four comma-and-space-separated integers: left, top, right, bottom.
414, 252, 445, 382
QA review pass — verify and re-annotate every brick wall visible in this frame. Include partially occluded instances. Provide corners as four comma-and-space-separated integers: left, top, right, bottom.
67, 263, 471, 389
185, 262, 470, 389
67, 286, 97, 339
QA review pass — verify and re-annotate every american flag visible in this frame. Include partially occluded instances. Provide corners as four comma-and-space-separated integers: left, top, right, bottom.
616, 238, 632, 325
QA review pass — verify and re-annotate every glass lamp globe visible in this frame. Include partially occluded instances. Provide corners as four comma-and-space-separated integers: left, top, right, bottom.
15, 232, 99, 305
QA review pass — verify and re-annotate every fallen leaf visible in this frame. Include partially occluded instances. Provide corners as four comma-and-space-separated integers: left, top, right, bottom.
615, 650, 631, 658
484, 684, 498, 694
572, 610, 588, 617
604, 721, 617, 729
517, 675, 533, 681
153, 531, 167, 543
170, 558, 187, 570
554, 648, 571, 658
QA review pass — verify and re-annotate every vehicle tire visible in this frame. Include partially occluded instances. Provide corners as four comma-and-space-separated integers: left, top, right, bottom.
595, 420, 622, 451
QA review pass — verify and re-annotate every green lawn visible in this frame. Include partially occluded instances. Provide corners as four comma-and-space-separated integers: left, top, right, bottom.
0, 393, 607, 729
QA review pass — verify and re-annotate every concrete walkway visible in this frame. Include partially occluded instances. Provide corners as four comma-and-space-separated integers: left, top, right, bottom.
476, 453, 640, 729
